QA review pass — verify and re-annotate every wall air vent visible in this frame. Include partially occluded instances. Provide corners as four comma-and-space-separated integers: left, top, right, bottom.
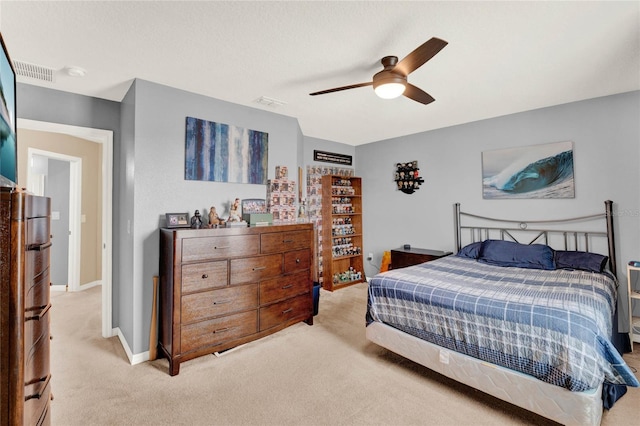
13, 60, 56, 83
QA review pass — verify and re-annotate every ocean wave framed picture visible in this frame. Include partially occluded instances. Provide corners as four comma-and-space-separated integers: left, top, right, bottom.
482, 141, 574, 199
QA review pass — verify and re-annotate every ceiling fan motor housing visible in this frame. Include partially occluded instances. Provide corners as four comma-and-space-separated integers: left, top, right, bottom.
372, 70, 407, 89
373, 55, 407, 91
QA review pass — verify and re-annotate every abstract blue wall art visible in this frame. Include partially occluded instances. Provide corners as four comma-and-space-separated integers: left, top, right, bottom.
482, 141, 574, 199
185, 117, 268, 184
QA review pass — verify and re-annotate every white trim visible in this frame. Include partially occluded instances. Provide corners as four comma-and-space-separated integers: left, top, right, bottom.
115, 327, 148, 365
27, 148, 82, 292
19, 118, 114, 339
115, 327, 133, 363
50, 285, 67, 292
79, 280, 102, 291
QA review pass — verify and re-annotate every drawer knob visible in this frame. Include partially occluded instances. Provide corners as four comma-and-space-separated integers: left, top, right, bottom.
296, 258, 300, 263
202, 274, 208, 279
283, 239, 294, 243
282, 284, 293, 289
282, 308, 293, 314
253, 266, 266, 271
213, 327, 230, 334
213, 300, 231, 305
214, 246, 230, 250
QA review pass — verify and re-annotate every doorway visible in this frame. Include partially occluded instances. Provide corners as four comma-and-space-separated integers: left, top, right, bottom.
27, 151, 81, 292
19, 118, 113, 339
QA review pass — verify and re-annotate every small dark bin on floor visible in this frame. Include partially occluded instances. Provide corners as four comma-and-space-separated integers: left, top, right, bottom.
313, 282, 321, 315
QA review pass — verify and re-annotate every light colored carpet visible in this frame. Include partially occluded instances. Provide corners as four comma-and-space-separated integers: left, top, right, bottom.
50, 283, 639, 425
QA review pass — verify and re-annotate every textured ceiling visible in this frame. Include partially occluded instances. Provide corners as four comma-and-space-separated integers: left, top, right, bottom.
1, 1, 638, 145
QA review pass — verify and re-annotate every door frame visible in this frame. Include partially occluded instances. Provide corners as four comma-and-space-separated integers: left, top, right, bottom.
19, 118, 114, 339
27, 148, 82, 292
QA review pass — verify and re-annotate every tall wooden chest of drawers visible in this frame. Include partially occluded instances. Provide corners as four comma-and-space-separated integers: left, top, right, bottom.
159, 223, 314, 376
0, 188, 52, 425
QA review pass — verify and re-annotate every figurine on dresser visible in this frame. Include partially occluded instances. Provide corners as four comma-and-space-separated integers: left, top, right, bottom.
208, 206, 224, 228
228, 198, 242, 222
190, 210, 203, 229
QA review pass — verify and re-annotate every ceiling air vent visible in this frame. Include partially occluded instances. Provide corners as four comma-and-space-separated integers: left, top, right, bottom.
254, 96, 287, 108
13, 60, 56, 83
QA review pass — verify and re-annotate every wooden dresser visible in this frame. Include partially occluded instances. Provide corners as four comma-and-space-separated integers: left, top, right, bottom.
159, 223, 314, 376
0, 188, 52, 425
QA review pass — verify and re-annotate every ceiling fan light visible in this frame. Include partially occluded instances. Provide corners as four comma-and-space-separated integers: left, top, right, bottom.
374, 82, 406, 99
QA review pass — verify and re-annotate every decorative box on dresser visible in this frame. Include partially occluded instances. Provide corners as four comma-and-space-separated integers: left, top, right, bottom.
0, 188, 52, 426
159, 223, 314, 376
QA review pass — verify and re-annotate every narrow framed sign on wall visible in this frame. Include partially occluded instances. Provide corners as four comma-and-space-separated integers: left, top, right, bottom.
313, 150, 352, 166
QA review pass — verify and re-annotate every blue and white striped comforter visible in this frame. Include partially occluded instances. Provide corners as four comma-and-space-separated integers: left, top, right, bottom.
367, 255, 640, 391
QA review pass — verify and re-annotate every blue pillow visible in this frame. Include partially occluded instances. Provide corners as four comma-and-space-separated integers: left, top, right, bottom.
555, 250, 608, 273
478, 240, 555, 270
456, 242, 482, 259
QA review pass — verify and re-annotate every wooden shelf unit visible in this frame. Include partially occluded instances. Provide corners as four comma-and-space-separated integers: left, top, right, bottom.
321, 175, 365, 291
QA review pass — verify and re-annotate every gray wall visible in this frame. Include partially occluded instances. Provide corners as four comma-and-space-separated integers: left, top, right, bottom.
46, 158, 70, 286
356, 90, 640, 330
302, 135, 357, 195
118, 81, 136, 346
126, 79, 304, 353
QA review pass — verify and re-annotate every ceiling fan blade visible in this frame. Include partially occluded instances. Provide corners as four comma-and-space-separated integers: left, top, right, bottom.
403, 83, 435, 105
394, 37, 448, 76
309, 82, 373, 96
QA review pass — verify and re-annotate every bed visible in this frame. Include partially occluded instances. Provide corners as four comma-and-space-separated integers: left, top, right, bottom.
366, 201, 639, 425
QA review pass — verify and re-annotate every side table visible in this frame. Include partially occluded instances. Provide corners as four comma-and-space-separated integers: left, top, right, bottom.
390, 247, 452, 269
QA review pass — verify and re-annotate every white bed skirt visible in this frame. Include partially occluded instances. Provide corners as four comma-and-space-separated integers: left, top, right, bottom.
366, 321, 603, 426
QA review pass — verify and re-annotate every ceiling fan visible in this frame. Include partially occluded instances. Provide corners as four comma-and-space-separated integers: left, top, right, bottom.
309, 37, 448, 105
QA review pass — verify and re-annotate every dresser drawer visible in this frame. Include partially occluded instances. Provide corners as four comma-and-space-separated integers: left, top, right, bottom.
24, 193, 51, 219
229, 253, 282, 285
37, 402, 51, 426
260, 271, 309, 305
24, 376, 51, 426
181, 310, 258, 353
25, 268, 50, 311
284, 249, 311, 274
26, 217, 50, 246
261, 230, 311, 254
24, 307, 51, 386
182, 261, 228, 293
25, 304, 51, 351
181, 284, 258, 324
259, 293, 312, 331
25, 244, 51, 282
182, 235, 259, 262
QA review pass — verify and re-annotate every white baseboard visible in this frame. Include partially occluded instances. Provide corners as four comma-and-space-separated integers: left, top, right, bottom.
50, 280, 103, 292
114, 327, 150, 365
79, 280, 102, 290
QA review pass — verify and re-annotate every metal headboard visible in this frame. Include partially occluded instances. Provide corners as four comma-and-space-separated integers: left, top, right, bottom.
453, 200, 617, 277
